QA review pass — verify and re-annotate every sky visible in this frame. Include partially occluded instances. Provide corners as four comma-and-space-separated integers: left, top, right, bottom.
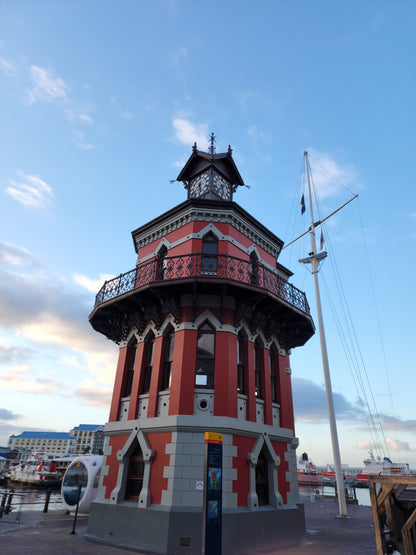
0, 1, 415, 468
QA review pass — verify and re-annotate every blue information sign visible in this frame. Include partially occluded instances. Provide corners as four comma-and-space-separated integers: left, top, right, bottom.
204, 433, 222, 555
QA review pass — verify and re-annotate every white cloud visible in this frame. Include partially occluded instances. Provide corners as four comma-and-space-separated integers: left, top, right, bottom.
0, 56, 16, 75
6, 172, 53, 209
26, 65, 69, 104
65, 109, 93, 125
307, 148, 360, 200
0, 242, 40, 268
21, 313, 117, 385
173, 118, 209, 149
386, 437, 412, 452
74, 378, 112, 408
0, 364, 69, 395
72, 129, 94, 150
73, 273, 115, 293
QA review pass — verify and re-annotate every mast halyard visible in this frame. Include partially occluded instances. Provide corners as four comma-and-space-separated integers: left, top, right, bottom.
299, 151, 350, 518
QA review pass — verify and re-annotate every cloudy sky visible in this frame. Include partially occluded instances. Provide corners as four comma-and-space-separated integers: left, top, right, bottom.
1, 1, 415, 467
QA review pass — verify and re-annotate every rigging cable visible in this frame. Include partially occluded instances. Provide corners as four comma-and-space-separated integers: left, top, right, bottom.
307, 153, 391, 460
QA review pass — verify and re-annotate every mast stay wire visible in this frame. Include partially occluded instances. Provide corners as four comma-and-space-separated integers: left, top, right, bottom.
356, 201, 400, 460
306, 153, 392, 460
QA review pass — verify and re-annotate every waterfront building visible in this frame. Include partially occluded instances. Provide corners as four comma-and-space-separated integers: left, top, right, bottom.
69, 424, 105, 454
8, 431, 75, 456
86, 141, 314, 554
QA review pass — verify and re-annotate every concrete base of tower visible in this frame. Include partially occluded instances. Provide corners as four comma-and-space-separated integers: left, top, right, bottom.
86, 501, 306, 554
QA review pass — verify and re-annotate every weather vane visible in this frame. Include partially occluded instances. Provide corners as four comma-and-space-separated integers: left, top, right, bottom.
209, 132, 216, 155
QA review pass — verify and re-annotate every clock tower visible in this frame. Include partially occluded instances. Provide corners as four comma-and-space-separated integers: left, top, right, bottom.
87, 139, 314, 554
180, 134, 243, 202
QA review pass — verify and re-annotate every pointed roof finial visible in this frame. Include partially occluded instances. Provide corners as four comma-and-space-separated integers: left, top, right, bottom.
209, 132, 216, 156
193, 141, 197, 153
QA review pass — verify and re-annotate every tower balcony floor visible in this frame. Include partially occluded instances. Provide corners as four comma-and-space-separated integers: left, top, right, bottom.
89, 253, 314, 348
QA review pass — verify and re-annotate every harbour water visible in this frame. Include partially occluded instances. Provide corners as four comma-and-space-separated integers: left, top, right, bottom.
299, 484, 371, 506
0, 485, 63, 513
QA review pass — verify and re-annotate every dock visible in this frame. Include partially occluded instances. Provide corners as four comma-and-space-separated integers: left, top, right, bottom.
0, 496, 377, 554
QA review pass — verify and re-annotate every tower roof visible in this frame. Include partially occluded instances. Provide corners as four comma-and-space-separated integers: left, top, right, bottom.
176, 143, 245, 188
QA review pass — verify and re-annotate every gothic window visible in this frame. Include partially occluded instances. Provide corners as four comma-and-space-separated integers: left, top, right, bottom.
249, 252, 260, 285
254, 338, 263, 399
142, 333, 155, 394
195, 322, 216, 387
255, 449, 269, 506
123, 339, 137, 397
270, 344, 280, 404
237, 332, 247, 393
125, 443, 144, 501
161, 327, 175, 390
201, 233, 218, 273
156, 245, 168, 280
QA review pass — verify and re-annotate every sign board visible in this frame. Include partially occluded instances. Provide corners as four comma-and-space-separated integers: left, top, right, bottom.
202, 432, 222, 555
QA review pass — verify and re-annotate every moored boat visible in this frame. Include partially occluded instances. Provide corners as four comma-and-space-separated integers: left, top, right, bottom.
355, 450, 414, 483
8, 453, 63, 487
297, 452, 323, 484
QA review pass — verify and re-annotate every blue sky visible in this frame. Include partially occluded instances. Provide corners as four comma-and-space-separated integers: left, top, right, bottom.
1, 1, 415, 467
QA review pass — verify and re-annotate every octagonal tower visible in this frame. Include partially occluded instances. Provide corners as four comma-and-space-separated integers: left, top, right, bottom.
87, 141, 314, 554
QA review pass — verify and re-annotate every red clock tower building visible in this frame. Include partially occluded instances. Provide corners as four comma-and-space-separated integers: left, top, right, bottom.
87, 140, 314, 554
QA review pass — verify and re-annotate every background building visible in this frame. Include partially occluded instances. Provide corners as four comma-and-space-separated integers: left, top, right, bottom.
86, 141, 314, 554
70, 424, 105, 454
8, 431, 75, 456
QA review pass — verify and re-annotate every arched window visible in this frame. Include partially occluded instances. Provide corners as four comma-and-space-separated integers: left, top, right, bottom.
237, 331, 247, 393
123, 339, 137, 397
125, 443, 144, 501
270, 344, 279, 403
201, 233, 218, 273
195, 321, 216, 387
142, 332, 155, 394
161, 327, 175, 390
255, 448, 269, 506
254, 338, 263, 399
156, 245, 168, 280
249, 252, 260, 285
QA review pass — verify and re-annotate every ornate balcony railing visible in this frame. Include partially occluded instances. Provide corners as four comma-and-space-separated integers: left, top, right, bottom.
94, 253, 310, 314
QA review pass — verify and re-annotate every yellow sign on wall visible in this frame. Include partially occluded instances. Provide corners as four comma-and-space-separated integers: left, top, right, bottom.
205, 432, 223, 444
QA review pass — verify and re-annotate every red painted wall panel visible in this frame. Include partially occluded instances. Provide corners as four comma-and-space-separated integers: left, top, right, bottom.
147, 432, 171, 504
214, 331, 238, 418
278, 353, 295, 432
232, 435, 257, 507
271, 440, 290, 504
168, 328, 197, 415
109, 347, 128, 422
103, 435, 128, 499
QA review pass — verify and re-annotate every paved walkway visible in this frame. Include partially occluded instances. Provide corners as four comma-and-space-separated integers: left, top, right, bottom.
0, 497, 377, 554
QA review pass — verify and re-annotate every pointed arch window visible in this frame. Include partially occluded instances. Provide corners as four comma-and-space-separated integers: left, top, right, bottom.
254, 338, 263, 399
195, 321, 216, 387
156, 245, 168, 280
237, 331, 247, 393
142, 332, 155, 394
201, 233, 218, 273
123, 339, 137, 397
162, 327, 175, 390
249, 252, 260, 285
270, 344, 280, 404
255, 449, 269, 506
125, 443, 144, 501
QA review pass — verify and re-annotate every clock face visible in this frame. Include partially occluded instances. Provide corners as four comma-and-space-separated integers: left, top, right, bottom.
212, 171, 231, 200
189, 169, 231, 200
189, 171, 210, 198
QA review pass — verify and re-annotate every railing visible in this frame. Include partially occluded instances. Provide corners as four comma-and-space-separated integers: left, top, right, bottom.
94, 253, 310, 314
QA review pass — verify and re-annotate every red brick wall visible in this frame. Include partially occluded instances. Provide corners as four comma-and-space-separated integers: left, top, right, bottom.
232, 435, 257, 507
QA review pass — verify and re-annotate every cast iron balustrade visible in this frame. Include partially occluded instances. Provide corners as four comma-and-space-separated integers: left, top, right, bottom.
94, 253, 310, 314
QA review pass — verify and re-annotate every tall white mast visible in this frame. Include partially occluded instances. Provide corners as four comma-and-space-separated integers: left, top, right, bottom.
300, 151, 348, 517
